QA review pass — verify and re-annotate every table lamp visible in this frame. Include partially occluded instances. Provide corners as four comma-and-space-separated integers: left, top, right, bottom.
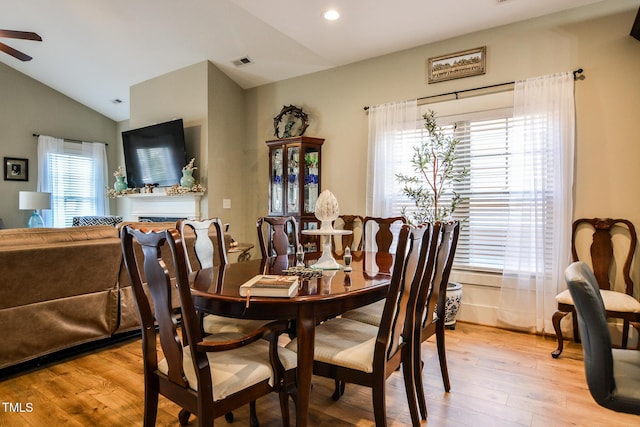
19, 191, 51, 228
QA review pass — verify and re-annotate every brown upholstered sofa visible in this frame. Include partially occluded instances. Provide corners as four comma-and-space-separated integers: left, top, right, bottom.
0, 223, 230, 371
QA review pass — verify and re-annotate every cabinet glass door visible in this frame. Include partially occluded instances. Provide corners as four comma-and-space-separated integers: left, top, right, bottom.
287, 145, 300, 214
303, 146, 320, 214
270, 147, 284, 214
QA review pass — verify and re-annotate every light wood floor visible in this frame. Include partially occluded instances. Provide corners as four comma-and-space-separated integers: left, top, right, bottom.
1, 322, 639, 426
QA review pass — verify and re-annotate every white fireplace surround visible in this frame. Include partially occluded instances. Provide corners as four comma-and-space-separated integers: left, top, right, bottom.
126, 191, 204, 221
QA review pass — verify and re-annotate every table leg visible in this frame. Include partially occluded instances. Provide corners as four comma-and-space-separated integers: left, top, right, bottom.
296, 305, 315, 427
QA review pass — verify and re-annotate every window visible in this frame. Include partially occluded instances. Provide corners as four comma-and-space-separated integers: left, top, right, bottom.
386, 97, 516, 273
37, 137, 109, 227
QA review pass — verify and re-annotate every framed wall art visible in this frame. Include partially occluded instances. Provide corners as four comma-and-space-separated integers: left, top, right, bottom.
4, 157, 28, 181
427, 46, 486, 84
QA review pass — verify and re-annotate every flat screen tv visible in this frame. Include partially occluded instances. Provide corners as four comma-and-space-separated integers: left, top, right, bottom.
122, 118, 187, 188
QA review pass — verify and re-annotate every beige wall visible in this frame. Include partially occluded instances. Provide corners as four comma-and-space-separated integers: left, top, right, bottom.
244, 1, 640, 326
127, 61, 248, 239
0, 62, 118, 229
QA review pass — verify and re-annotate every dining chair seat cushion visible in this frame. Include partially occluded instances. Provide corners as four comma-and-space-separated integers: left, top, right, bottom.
286, 317, 380, 373
340, 300, 385, 327
612, 348, 640, 407
202, 314, 271, 335
158, 335, 297, 399
556, 289, 640, 312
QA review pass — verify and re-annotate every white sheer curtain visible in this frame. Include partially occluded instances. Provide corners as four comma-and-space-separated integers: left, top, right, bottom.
83, 141, 110, 216
498, 72, 575, 334
37, 135, 64, 227
366, 100, 418, 217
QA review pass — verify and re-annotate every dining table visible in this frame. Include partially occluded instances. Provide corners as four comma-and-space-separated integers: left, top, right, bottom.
190, 250, 395, 427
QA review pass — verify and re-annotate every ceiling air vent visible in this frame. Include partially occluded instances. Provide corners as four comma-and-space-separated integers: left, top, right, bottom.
232, 56, 253, 67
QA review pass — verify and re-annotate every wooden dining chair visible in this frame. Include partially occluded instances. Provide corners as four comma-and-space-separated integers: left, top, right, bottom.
412, 221, 460, 420
340, 221, 430, 328
331, 214, 364, 256
177, 218, 269, 336
177, 218, 229, 270
552, 218, 640, 358
257, 216, 300, 258
339, 221, 460, 420
286, 224, 423, 426
121, 225, 297, 427
362, 216, 407, 255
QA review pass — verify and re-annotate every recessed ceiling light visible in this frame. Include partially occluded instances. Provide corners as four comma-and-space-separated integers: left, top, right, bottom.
323, 9, 340, 21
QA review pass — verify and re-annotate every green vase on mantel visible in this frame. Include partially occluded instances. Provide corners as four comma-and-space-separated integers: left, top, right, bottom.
114, 176, 127, 192
180, 169, 195, 188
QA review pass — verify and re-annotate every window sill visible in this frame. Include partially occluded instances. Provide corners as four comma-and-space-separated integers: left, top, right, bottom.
450, 268, 502, 288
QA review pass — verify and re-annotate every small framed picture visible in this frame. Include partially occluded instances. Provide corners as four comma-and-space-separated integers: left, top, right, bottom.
4, 157, 28, 181
427, 46, 486, 84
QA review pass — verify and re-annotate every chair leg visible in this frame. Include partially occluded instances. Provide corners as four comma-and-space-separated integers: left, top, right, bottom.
621, 320, 630, 349
414, 350, 428, 420
249, 400, 259, 427
371, 377, 388, 427
572, 310, 581, 343
143, 380, 159, 427
402, 348, 421, 427
551, 310, 569, 358
178, 409, 190, 426
278, 392, 290, 427
332, 379, 345, 401
435, 321, 451, 392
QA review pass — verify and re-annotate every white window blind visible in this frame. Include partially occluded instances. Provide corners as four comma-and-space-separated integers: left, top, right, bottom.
388, 106, 518, 272
46, 145, 100, 227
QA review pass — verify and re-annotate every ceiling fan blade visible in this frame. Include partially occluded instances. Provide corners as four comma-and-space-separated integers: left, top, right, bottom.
0, 30, 42, 41
0, 41, 33, 61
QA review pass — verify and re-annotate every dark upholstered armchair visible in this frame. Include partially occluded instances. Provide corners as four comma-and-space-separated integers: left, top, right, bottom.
565, 261, 640, 415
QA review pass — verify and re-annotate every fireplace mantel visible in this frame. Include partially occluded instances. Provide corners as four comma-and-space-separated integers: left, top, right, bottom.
125, 192, 204, 221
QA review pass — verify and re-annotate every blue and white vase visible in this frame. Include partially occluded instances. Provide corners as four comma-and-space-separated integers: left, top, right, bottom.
444, 282, 463, 330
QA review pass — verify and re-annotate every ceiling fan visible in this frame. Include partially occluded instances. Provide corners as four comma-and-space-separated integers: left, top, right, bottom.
0, 29, 42, 61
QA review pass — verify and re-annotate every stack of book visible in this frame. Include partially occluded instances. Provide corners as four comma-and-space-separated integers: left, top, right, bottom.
239, 275, 299, 298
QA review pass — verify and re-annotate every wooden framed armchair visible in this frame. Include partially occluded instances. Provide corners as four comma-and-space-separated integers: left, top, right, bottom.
552, 218, 640, 358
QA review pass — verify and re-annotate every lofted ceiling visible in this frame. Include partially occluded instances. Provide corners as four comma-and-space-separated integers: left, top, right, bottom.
1, 0, 608, 122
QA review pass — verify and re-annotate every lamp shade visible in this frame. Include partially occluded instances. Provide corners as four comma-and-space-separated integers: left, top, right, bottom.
19, 191, 51, 211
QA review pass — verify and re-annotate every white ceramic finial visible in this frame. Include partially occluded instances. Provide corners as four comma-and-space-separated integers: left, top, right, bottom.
315, 189, 339, 231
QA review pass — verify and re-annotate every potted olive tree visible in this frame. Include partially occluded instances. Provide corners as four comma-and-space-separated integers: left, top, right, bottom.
396, 109, 467, 329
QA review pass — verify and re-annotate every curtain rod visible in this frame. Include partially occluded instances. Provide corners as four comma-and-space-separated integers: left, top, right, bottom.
363, 68, 585, 111
32, 133, 108, 146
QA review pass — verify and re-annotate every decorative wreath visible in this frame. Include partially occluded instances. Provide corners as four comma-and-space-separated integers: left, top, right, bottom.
273, 105, 309, 138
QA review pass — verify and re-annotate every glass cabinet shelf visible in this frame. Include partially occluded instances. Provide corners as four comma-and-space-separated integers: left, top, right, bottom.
266, 136, 324, 251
